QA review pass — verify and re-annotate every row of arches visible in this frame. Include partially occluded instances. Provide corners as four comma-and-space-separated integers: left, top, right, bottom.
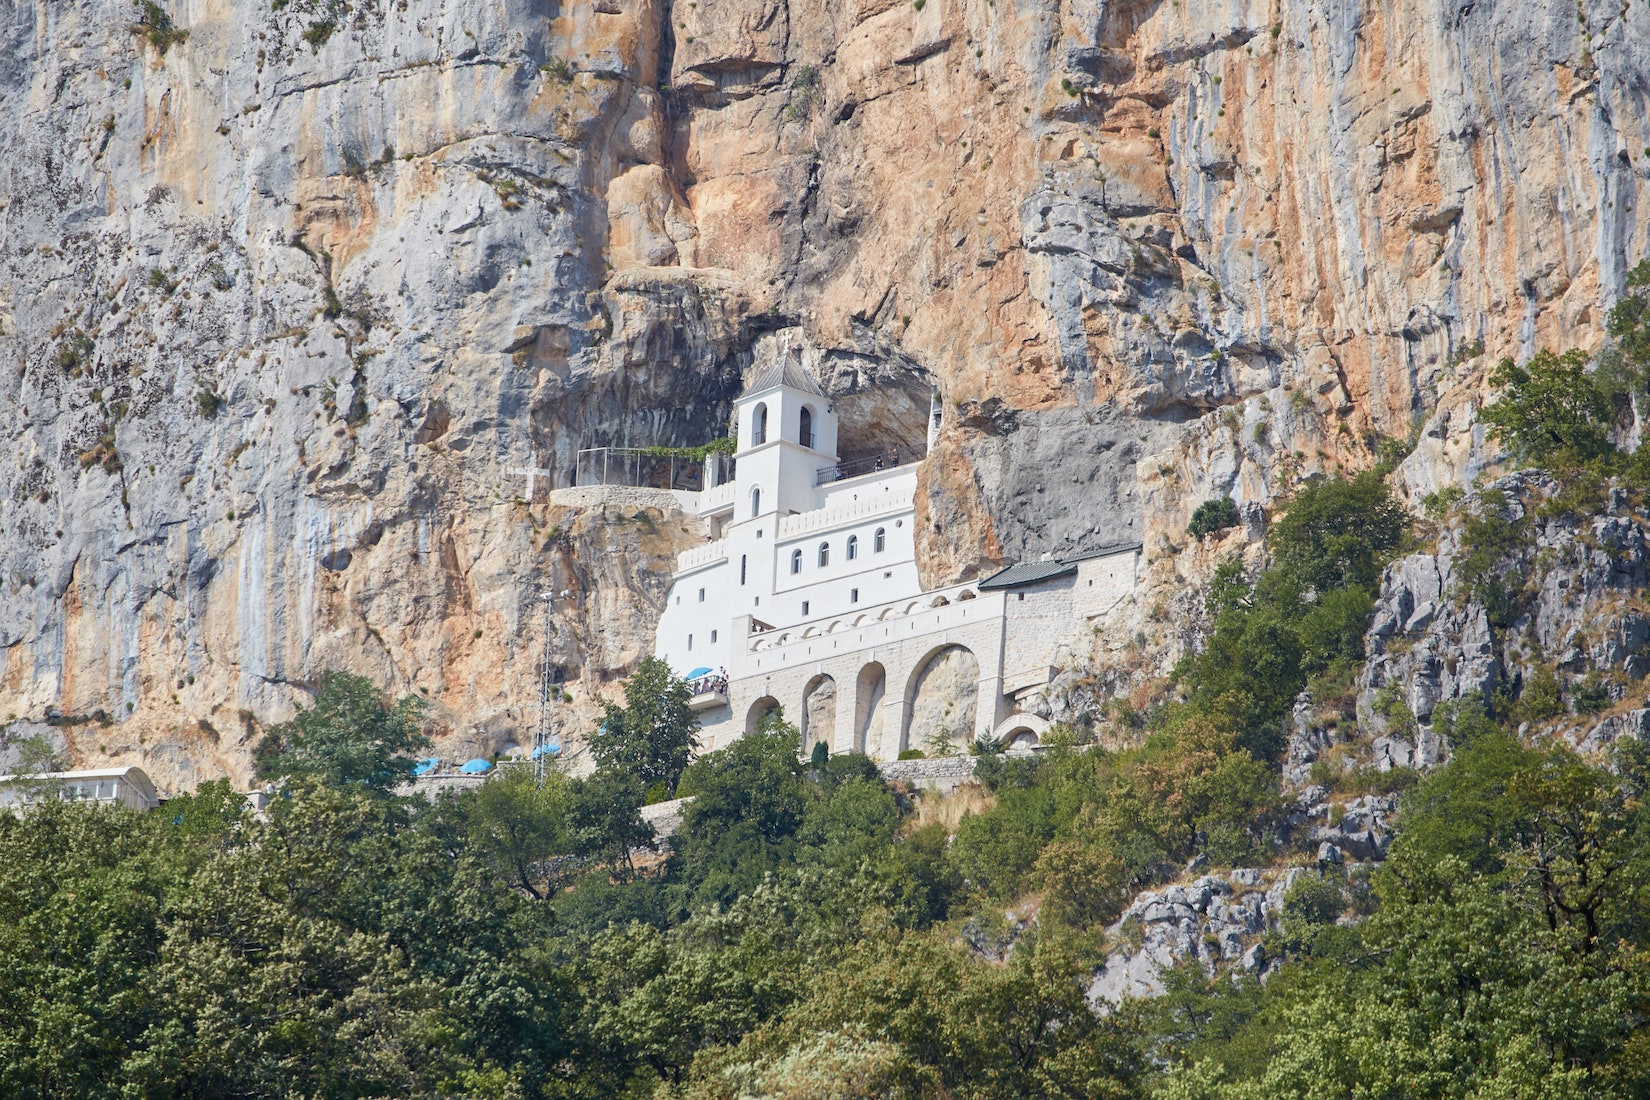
748, 402, 817, 450
743, 643, 1041, 757
752, 588, 981, 649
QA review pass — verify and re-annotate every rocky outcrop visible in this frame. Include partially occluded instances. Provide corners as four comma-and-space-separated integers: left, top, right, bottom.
1089, 867, 1302, 1004
1278, 473, 1650, 784
1085, 786, 1393, 1002
7, 0, 1650, 788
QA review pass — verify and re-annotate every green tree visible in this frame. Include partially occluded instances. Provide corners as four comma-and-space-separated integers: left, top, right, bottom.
255, 670, 429, 791
591, 655, 701, 796
1480, 348, 1617, 466
454, 764, 571, 898
1188, 496, 1241, 539
1176, 474, 1406, 758
1268, 470, 1406, 594
567, 767, 654, 877
674, 711, 810, 907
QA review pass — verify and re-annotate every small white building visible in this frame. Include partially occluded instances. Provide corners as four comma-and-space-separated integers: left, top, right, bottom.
0, 766, 162, 812
653, 359, 1141, 759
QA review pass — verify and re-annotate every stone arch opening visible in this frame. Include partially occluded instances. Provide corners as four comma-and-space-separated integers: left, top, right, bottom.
803, 674, 837, 753
903, 644, 979, 754
746, 695, 780, 734
991, 713, 1050, 750
1003, 727, 1038, 749
855, 662, 887, 756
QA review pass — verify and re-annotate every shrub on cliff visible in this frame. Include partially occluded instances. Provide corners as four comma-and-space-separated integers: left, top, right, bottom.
1481, 347, 1617, 467
1177, 473, 1406, 759
1188, 496, 1241, 539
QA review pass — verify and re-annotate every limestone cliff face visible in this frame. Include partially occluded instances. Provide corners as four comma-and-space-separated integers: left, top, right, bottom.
2, 0, 1648, 788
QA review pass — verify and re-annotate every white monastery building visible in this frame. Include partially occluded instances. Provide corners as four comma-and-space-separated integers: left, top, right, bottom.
652, 359, 1141, 759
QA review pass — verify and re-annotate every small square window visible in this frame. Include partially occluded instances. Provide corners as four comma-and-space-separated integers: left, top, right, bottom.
1017, 593, 1025, 601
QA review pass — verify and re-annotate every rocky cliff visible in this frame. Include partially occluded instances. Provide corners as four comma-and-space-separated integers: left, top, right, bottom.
4, 0, 1649, 788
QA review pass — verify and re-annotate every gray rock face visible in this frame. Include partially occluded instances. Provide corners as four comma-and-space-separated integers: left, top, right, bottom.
1088, 868, 1304, 1005
7, 0, 1650, 789
1286, 473, 1650, 778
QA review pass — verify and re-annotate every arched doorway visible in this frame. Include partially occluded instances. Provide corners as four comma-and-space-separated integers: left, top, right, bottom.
904, 645, 979, 754
802, 674, 837, 754
746, 695, 780, 734
855, 662, 886, 756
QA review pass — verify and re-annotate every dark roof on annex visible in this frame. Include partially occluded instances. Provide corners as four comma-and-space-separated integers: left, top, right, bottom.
977, 541, 1142, 591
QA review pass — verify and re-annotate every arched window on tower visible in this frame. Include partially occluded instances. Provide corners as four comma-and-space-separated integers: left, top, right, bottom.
874, 527, 886, 552
799, 406, 814, 449
751, 487, 761, 518
847, 534, 858, 560
752, 402, 768, 446
790, 549, 802, 574
818, 542, 830, 567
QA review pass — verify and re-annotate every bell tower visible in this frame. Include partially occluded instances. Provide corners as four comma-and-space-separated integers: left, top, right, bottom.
733, 356, 836, 519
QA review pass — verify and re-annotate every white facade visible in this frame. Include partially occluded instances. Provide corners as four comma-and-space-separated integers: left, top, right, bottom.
654, 361, 1142, 759
656, 361, 921, 682
0, 766, 161, 812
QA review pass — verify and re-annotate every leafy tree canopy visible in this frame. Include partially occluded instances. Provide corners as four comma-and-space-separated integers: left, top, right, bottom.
255, 670, 429, 791
1481, 347, 1617, 466
590, 655, 700, 797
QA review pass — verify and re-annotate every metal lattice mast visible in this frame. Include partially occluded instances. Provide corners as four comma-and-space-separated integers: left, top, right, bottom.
534, 592, 555, 785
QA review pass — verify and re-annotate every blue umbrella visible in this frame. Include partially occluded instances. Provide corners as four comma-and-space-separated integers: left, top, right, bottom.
530, 742, 562, 760
459, 758, 493, 774
412, 757, 441, 776
685, 667, 713, 679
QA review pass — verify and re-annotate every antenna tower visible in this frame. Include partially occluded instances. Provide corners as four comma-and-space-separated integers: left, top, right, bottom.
534, 592, 558, 784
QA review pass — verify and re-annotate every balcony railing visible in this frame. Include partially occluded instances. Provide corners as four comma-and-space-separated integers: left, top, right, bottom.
575, 448, 734, 492
815, 448, 903, 486
687, 674, 729, 712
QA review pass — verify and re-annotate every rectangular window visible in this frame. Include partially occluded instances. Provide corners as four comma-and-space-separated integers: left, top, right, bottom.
698, 588, 706, 602
801, 600, 810, 616
710, 630, 718, 643
851, 588, 859, 603
1017, 593, 1025, 601
688, 633, 694, 649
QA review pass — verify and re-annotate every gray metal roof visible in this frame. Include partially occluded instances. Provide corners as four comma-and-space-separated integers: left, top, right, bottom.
977, 559, 1078, 590
1062, 540, 1143, 563
743, 358, 826, 398
977, 541, 1142, 590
